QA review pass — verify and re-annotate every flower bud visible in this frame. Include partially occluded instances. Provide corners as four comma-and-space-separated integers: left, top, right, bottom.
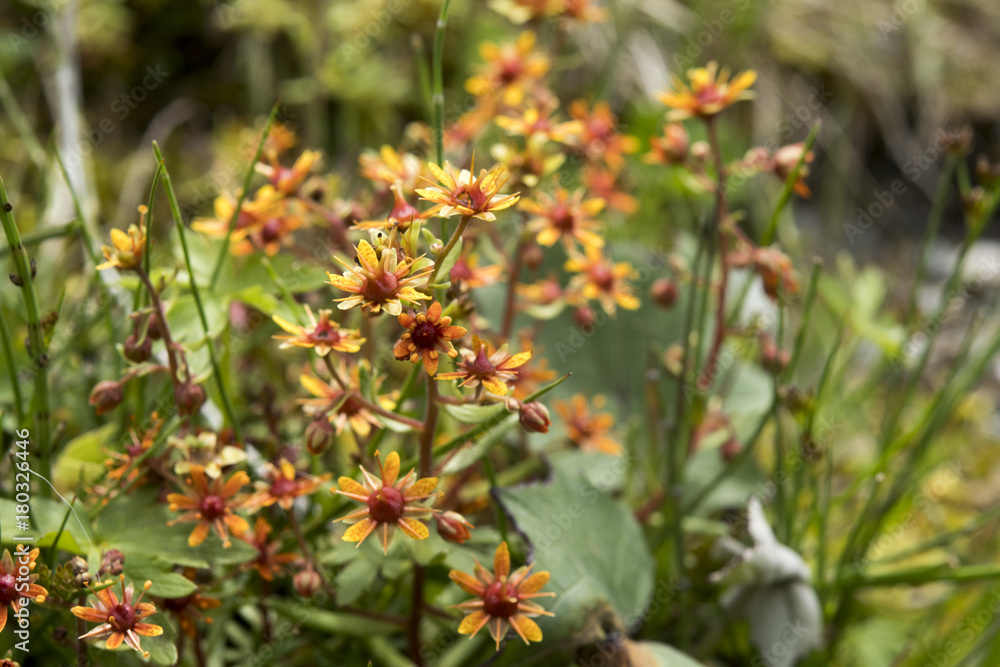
293, 566, 323, 598
69, 556, 91, 588
99, 549, 125, 577
175, 382, 207, 416
521, 243, 545, 271
123, 334, 153, 363
145, 317, 163, 340
305, 416, 336, 454
89, 380, 124, 415
519, 401, 551, 433
435, 511, 474, 544
720, 436, 741, 463
573, 305, 597, 332
650, 278, 678, 308
759, 334, 789, 374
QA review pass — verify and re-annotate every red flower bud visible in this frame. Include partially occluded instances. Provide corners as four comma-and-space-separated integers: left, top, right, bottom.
434, 511, 474, 544
89, 380, 124, 415
521, 243, 545, 271
650, 278, 678, 308
519, 401, 551, 434
293, 566, 323, 598
175, 382, 207, 416
123, 334, 153, 363
99, 549, 125, 577
305, 416, 336, 454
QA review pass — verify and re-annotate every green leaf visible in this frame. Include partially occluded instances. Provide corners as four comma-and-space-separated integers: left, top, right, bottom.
126, 555, 198, 598
437, 236, 463, 283
442, 402, 505, 424
0, 496, 93, 555
54, 423, 117, 491
495, 464, 655, 642
638, 641, 706, 666
440, 413, 518, 475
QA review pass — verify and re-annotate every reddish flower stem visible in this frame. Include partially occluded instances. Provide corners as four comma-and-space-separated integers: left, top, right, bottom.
698, 117, 730, 391
321, 354, 425, 430
134, 266, 187, 388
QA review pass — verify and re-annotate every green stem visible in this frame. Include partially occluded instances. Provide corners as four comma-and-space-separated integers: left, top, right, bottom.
426, 215, 469, 288
0, 301, 25, 424
432, 0, 453, 168
0, 175, 52, 491
0, 70, 46, 168
903, 154, 956, 326
0, 221, 78, 258
760, 121, 821, 245
208, 103, 280, 290
152, 142, 244, 443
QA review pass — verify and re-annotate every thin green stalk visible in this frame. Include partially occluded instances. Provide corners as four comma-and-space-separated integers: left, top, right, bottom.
152, 142, 244, 443
261, 255, 303, 324
783, 259, 823, 382
432, 0, 453, 168
208, 102, 280, 290
368, 363, 422, 457
412, 34, 432, 117
0, 302, 25, 424
760, 121, 821, 245
137, 162, 164, 310
903, 155, 956, 326
426, 215, 469, 288
0, 174, 52, 490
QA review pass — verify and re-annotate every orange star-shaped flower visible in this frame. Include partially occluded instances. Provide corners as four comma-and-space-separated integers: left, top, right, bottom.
72, 576, 163, 658
416, 159, 520, 222
521, 186, 606, 251
326, 239, 432, 316
449, 542, 556, 650
0, 548, 47, 633
658, 61, 756, 121
436, 337, 532, 396
272, 305, 365, 356
393, 301, 467, 375
553, 393, 622, 455
243, 458, 332, 511
167, 466, 250, 548
333, 451, 438, 555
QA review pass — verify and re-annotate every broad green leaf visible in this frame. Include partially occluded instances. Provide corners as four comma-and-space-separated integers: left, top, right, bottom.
54, 423, 117, 491
440, 414, 518, 475
126, 555, 198, 598
495, 464, 655, 642
0, 496, 93, 555
443, 402, 505, 424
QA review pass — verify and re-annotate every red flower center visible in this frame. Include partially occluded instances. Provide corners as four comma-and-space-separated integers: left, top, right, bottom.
590, 264, 615, 291
695, 85, 724, 107
110, 602, 137, 630
482, 580, 520, 618
450, 259, 472, 282
367, 486, 405, 523
260, 219, 282, 243
0, 573, 18, 605
270, 474, 298, 498
550, 203, 575, 230
468, 348, 496, 377
499, 57, 523, 84
411, 322, 440, 349
200, 494, 227, 520
362, 270, 400, 304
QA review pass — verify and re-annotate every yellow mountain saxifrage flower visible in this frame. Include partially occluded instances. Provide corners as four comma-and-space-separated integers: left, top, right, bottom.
568, 101, 640, 171
333, 451, 438, 555
192, 188, 302, 256
243, 458, 332, 511
327, 239, 432, 316
449, 542, 556, 650
272, 304, 365, 356
565, 246, 640, 314
494, 102, 583, 145
465, 31, 550, 107
96, 207, 147, 271
521, 186, 606, 251
359, 145, 426, 193
71, 577, 162, 658
393, 301, 467, 376
416, 159, 521, 222
297, 364, 398, 437
658, 61, 757, 121
167, 465, 250, 548
0, 548, 47, 632
436, 336, 532, 397
553, 393, 623, 455
239, 517, 299, 582
449, 253, 504, 290
258, 149, 322, 196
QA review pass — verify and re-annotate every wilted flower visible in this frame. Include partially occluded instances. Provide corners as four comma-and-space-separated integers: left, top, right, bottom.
327, 239, 432, 316
72, 577, 162, 658
521, 187, 605, 251
449, 542, 556, 650
658, 61, 756, 121
393, 301, 467, 375
436, 337, 532, 397
417, 159, 521, 222
167, 466, 250, 548
89, 380, 124, 415
333, 451, 438, 555
553, 394, 622, 455
272, 305, 365, 356
98, 549, 125, 578
0, 548, 47, 632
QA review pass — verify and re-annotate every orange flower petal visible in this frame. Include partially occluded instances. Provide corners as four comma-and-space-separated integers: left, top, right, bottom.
494, 542, 510, 579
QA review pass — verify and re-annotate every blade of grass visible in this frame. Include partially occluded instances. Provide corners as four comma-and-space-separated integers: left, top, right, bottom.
0, 69, 46, 169
208, 102, 280, 290
152, 142, 244, 443
760, 121, 821, 245
0, 174, 53, 491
